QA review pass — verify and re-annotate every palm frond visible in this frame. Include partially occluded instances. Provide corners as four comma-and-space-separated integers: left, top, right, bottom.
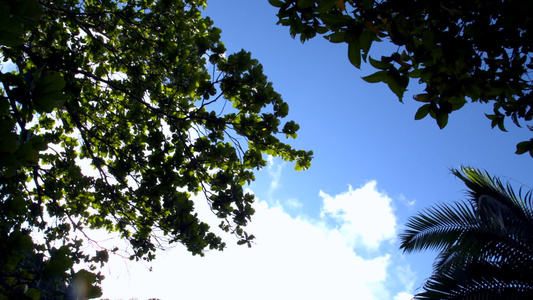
454, 167, 533, 224
399, 201, 478, 253
416, 260, 533, 300
402, 167, 533, 300
433, 230, 533, 276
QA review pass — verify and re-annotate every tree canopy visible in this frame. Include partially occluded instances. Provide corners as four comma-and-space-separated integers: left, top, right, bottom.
270, 0, 533, 156
0, 0, 312, 298
400, 167, 533, 299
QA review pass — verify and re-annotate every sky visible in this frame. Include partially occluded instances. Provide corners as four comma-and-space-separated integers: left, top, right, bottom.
90, 1, 533, 299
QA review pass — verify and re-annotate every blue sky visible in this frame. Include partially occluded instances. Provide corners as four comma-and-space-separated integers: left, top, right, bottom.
97, 1, 533, 299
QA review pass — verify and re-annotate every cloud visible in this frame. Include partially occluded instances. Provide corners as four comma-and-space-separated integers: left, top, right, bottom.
267, 155, 284, 196
96, 171, 414, 300
394, 292, 414, 300
99, 194, 410, 300
398, 194, 416, 209
319, 181, 397, 250
284, 198, 303, 209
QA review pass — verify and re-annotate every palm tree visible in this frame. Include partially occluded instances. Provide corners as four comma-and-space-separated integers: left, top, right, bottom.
399, 167, 533, 299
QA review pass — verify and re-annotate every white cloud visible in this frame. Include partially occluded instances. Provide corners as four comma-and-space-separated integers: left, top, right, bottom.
395, 264, 416, 291
284, 198, 303, 209
398, 194, 416, 209
390, 264, 416, 300
394, 292, 414, 300
267, 155, 285, 196
319, 181, 397, 249
95, 168, 415, 300
99, 192, 407, 300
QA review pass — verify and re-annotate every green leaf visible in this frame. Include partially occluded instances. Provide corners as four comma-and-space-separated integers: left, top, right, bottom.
422, 30, 434, 50
276, 102, 289, 117
359, 29, 375, 62
268, 0, 285, 7
72, 270, 103, 298
369, 56, 392, 70
436, 112, 449, 129
94, 65, 107, 77
384, 68, 408, 100
362, 70, 388, 83
0, 0, 42, 47
10, 196, 27, 216
348, 41, 361, 68
0, 131, 18, 154
320, 13, 353, 27
282, 120, 300, 139
316, 0, 336, 13
25, 288, 41, 300
0, 28, 23, 47
325, 31, 346, 43
361, 0, 373, 10
516, 139, 533, 156
11, 231, 33, 251
33, 71, 67, 113
486, 113, 507, 132
408, 68, 423, 78
0, 97, 11, 115
414, 93, 430, 102
415, 104, 430, 120
297, 0, 315, 8
450, 97, 466, 111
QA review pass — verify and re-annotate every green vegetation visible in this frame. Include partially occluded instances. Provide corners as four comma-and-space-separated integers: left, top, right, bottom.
0, 0, 312, 298
270, 0, 533, 156
400, 167, 533, 299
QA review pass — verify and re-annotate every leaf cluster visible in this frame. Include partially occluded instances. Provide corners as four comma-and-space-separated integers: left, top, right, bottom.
1, 0, 312, 297
271, 0, 533, 156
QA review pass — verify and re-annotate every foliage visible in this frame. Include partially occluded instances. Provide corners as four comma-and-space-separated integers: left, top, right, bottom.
270, 0, 533, 156
399, 167, 533, 299
0, 0, 312, 298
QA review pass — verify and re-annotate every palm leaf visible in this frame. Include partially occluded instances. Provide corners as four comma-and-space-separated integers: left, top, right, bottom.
455, 167, 533, 224
402, 167, 533, 299
399, 201, 478, 253
417, 260, 533, 299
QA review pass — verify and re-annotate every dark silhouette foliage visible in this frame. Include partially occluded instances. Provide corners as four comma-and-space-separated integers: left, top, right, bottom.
271, 0, 533, 157
400, 167, 533, 299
